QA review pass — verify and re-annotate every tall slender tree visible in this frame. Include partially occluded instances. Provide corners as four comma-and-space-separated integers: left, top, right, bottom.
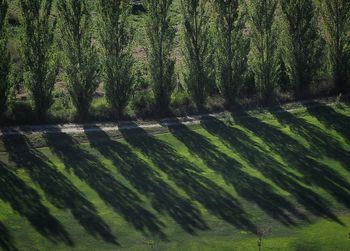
58, 0, 99, 120
98, 0, 134, 119
281, 0, 323, 97
214, 0, 249, 106
144, 0, 176, 116
20, 0, 58, 121
321, 0, 350, 92
246, 0, 279, 102
181, 0, 214, 109
0, 0, 11, 117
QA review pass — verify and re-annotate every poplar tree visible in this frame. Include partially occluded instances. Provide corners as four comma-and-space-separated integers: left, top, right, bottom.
246, 0, 279, 102
281, 0, 323, 97
20, 0, 58, 121
181, 0, 214, 109
58, 0, 99, 120
98, 0, 134, 119
144, 0, 176, 116
321, 0, 350, 92
214, 0, 248, 106
0, 0, 11, 117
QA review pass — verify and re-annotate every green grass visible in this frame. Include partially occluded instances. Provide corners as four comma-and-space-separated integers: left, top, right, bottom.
1, 102, 350, 250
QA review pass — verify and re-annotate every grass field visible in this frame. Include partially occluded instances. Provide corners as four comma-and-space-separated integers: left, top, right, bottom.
1, 102, 350, 250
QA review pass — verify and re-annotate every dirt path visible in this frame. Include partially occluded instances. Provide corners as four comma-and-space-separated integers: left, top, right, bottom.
0, 97, 346, 137
0, 112, 226, 136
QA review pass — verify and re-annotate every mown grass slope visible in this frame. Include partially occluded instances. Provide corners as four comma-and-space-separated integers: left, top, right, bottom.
1, 102, 350, 250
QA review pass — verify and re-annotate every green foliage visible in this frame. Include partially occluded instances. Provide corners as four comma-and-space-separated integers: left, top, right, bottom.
321, 0, 350, 92
276, 55, 291, 92
58, 0, 99, 120
214, 0, 249, 106
246, 0, 279, 102
0, 0, 11, 116
144, 0, 177, 116
281, 0, 323, 97
181, 0, 214, 109
98, 0, 134, 119
20, 0, 57, 121
3, 0, 350, 123
131, 89, 154, 117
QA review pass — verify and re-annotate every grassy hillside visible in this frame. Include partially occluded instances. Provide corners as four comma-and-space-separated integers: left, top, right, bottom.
1, 102, 350, 250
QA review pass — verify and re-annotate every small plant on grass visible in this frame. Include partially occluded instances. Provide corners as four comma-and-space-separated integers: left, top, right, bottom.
257, 224, 272, 251
143, 238, 161, 251
58, 0, 99, 120
0, 0, 11, 117
20, 0, 58, 121
335, 93, 343, 108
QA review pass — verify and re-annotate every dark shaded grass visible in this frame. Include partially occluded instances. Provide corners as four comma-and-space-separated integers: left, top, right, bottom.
1, 103, 350, 250
1, 135, 117, 245
119, 124, 258, 234
271, 107, 350, 171
231, 109, 350, 213
44, 132, 166, 240
84, 127, 209, 235
306, 102, 350, 145
161, 121, 308, 226
201, 118, 340, 223
0, 160, 73, 247
0, 219, 17, 251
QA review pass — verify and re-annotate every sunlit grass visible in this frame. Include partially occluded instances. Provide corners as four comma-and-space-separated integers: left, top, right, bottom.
1, 103, 350, 250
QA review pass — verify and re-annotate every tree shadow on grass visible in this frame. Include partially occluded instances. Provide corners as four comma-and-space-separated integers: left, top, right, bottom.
0, 160, 73, 246
44, 132, 166, 240
119, 123, 258, 234
0, 220, 17, 251
84, 127, 208, 235
271, 108, 350, 171
306, 102, 350, 144
232, 111, 350, 210
201, 118, 341, 224
161, 121, 307, 227
1, 135, 117, 244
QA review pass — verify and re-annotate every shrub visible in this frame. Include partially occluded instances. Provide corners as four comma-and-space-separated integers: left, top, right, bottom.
281, 0, 324, 97
58, 0, 99, 120
246, 0, 279, 103
214, 0, 249, 106
321, 0, 350, 93
20, 0, 58, 121
0, 0, 11, 117
98, 0, 134, 119
144, 0, 177, 116
181, 0, 215, 109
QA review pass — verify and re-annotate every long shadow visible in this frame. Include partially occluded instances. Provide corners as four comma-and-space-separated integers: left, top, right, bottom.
201, 118, 340, 223
0, 160, 73, 246
119, 123, 258, 233
271, 108, 350, 171
232, 111, 350, 210
1, 135, 117, 244
84, 128, 208, 235
44, 132, 166, 239
161, 121, 307, 227
0, 220, 17, 251
306, 102, 350, 144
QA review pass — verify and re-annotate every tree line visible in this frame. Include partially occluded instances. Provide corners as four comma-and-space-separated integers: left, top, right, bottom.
0, 0, 350, 122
